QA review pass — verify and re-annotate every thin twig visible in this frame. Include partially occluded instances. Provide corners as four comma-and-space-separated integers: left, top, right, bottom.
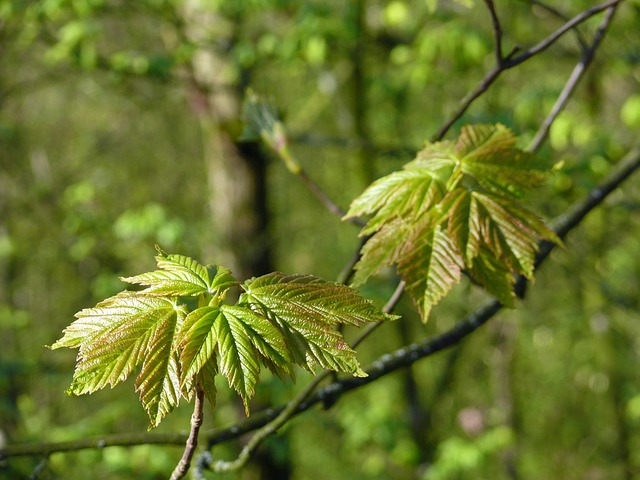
170, 387, 205, 480
298, 170, 352, 221
505, 0, 622, 67
483, 0, 504, 65
528, 4, 619, 152
2, 146, 638, 463
431, 65, 502, 142
210, 373, 327, 473
523, 0, 589, 50
28, 456, 48, 480
431, 0, 622, 142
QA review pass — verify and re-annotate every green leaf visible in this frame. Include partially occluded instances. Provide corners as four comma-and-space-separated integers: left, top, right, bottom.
351, 218, 411, 286
344, 168, 445, 236
243, 273, 394, 327
221, 305, 293, 380
197, 356, 218, 410
468, 249, 516, 307
178, 306, 221, 389
213, 308, 262, 414
241, 273, 394, 375
345, 123, 560, 321
178, 304, 293, 410
122, 249, 237, 297
473, 192, 544, 278
398, 224, 464, 319
52, 253, 394, 424
457, 124, 549, 196
443, 189, 482, 265
135, 308, 183, 428
53, 293, 184, 427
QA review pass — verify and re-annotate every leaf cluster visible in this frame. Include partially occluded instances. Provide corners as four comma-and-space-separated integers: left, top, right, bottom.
344, 124, 561, 320
51, 249, 394, 428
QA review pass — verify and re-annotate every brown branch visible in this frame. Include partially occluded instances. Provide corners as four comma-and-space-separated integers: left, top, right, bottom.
0, 433, 187, 459
483, 0, 504, 65
505, 0, 622, 68
170, 387, 205, 480
199, 143, 640, 448
522, 0, 589, 50
431, 0, 623, 142
2, 145, 639, 464
528, 3, 620, 152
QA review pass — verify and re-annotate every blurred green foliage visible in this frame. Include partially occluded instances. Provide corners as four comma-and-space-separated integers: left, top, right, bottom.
1, 0, 639, 479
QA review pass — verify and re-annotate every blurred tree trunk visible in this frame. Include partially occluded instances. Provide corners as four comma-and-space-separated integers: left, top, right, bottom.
181, 1, 271, 281
179, 4, 285, 478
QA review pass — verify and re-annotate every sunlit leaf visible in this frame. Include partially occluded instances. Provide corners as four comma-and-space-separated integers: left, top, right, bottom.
457, 124, 550, 196
221, 305, 293, 379
241, 273, 394, 375
122, 249, 237, 297
213, 308, 262, 414
178, 306, 221, 389
243, 273, 394, 327
344, 168, 445, 236
52, 250, 394, 425
135, 308, 183, 428
398, 224, 464, 319
345, 123, 560, 320
52, 293, 184, 427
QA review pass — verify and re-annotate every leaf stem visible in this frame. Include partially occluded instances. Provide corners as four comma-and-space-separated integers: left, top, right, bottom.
170, 387, 205, 480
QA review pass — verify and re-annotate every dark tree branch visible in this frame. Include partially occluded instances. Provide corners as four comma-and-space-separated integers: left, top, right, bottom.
505, 0, 622, 68
198, 142, 640, 452
522, 0, 589, 50
528, 3, 619, 151
431, 0, 623, 141
1, 146, 638, 462
483, 0, 505, 65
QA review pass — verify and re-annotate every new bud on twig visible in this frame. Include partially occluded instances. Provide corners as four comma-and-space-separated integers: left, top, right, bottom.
241, 89, 300, 174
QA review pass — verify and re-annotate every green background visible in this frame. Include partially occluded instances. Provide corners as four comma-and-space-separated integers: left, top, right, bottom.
1, 1, 640, 478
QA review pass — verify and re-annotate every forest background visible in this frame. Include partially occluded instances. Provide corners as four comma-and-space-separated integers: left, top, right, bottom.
1, 0, 640, 479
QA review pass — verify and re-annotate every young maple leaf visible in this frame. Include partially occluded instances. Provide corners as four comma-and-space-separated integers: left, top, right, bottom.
52, 251, 395, 424
51, 293, 185, 428
239, 273, 398, 376
344, 124, 561, 321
